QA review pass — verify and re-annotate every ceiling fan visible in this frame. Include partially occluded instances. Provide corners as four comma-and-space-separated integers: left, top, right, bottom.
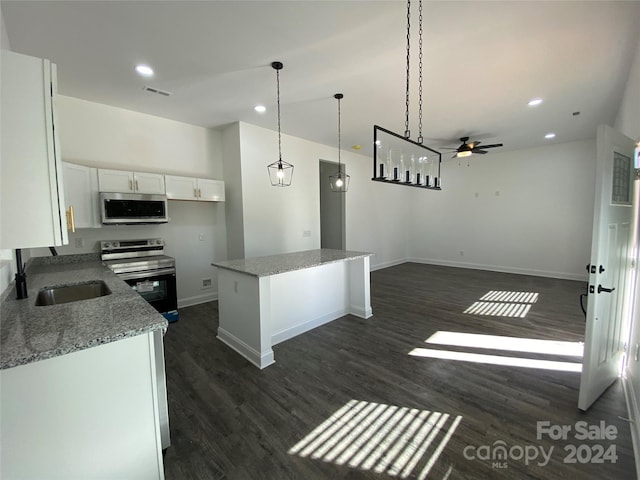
443, 137, 504, 159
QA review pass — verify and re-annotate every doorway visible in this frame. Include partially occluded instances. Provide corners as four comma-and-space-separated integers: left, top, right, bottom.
319, 160, 345, 250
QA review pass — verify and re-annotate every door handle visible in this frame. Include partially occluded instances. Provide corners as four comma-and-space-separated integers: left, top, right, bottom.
66, 206, 75, 233
597, 284, 615, 294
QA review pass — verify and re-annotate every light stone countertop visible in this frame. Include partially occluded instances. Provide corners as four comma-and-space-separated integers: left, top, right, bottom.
212, 249, 373, 277
1, 254, 167, 370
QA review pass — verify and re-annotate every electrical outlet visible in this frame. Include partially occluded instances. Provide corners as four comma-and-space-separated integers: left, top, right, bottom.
74, 237, 85, 248
201, 278, 212, 290
303, 230, 311, 238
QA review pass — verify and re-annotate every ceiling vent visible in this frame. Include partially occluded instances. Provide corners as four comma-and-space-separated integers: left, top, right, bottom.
142, 85, 172, 97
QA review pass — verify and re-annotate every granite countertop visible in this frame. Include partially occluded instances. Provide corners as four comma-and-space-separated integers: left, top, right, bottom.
1, 254, 167, 370
212, 248, 373, 277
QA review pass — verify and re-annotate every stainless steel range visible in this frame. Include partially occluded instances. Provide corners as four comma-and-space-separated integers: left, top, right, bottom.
101, 238, 178, 323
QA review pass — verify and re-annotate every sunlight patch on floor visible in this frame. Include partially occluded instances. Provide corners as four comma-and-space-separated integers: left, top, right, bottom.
479, 290, 539, 303
425, 331, 584, 357
463, 301, 531, 317
408, 347, 582, 372
288, 399, 462, 479
464, 290, 539, 318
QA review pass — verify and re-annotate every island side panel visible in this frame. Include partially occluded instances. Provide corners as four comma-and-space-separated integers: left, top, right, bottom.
0, 332, 164, 480
270, 260, 350, 345
348, 255, 373, 319
216, 268, 275, 369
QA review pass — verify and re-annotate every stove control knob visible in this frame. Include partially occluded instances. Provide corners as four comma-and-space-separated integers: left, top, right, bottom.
156, 239, 162, 245
112, 241, 119, 248
104, 242, 111, 248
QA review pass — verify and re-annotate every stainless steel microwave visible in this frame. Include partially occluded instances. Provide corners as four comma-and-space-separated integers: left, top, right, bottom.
100, 192, 169, 224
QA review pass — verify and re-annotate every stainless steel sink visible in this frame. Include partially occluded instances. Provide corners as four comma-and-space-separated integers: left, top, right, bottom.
35, 280, 112, 306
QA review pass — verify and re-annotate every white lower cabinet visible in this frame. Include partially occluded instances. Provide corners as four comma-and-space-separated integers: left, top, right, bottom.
0, 332, 166, 479
165, 175, 225, 202
63, 162, 101, 229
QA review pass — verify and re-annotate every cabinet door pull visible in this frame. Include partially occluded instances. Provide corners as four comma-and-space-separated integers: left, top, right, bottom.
135, 180, 139, 191
66, 206, 76, 233
194, 188, 198, 198
129, 179, 133, 191
198, 188, 202, 198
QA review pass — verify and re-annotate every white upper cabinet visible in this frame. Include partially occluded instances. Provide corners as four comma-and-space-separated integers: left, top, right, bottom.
165, 175, 225, 202
98, 169, 165, 194
0, 50, 68, 249
197, 179, 225, 202
62, 163, 101, 229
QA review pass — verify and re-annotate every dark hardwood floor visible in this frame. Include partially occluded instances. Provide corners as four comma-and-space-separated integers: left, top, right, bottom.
162, 263, 636, 479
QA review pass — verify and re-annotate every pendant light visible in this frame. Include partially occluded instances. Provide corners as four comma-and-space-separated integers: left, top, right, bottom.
329, 93, 350, 193
267, 61, 294, 187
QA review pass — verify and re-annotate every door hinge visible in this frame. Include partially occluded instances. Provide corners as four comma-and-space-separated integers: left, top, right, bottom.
623, 342, 628, 353
634, 168, 640, 180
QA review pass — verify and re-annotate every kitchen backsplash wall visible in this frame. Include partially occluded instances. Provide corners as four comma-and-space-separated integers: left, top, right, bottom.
30, 200, 226, 307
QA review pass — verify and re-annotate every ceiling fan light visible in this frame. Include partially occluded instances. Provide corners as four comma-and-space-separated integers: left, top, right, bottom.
457, 150, 472, 158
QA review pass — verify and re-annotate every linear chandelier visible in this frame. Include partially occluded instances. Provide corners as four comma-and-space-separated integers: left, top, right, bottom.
267, 61, 294, 187
372, 0, 442, 190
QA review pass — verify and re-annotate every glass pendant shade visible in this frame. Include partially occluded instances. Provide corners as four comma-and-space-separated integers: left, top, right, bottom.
268, 159, 294, 187
329, 169, 350, 192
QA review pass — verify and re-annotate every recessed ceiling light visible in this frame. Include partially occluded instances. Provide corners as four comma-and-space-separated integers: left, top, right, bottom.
545, 133, 556, 139
135, 64, 154, 77
528, 98, 543, 107
254, 105, 266, 113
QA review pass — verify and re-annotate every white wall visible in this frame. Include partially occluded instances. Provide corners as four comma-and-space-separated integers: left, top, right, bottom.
0, 6, 10, 51
57, 96, 222, 178
407, 140, 596, 280
615, 38, 640, 141
234, 122, 408, 268
29, 96, 228, 307
222, 123, 245, 260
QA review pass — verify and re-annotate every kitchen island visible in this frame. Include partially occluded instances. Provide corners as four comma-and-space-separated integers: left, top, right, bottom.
212, 249, 373, 369
0, 254, 169, 480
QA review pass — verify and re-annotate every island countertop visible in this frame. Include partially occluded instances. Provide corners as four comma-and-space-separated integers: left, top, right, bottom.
0, 254, 167, 370
212, 248, 373, 277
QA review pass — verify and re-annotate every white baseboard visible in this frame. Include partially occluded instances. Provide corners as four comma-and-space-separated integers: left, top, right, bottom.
178, 291, 218, 309
271, 308, 348, 346
217, 327, 274, 369
407, 257, 587, 282
622, 375, 640, 480
350, 304, 373, 319
370, 258, 406, 272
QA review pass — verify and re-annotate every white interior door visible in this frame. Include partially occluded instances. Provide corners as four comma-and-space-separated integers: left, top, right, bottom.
579, 125, 636, 411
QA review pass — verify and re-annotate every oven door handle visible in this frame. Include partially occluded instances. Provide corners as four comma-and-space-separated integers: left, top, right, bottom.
117, 268, 176, 281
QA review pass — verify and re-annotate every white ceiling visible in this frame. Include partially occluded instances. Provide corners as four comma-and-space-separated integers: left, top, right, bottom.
2, 1, 639, 159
